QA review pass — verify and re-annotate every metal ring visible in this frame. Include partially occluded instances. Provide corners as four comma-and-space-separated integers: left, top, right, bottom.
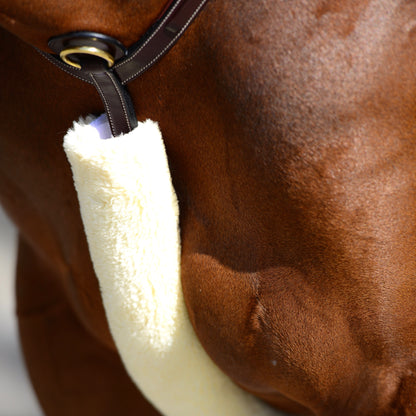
60, 46, 115, 69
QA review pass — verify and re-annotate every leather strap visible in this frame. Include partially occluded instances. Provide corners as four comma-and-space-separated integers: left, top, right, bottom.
90, 71, 138, 136
114, 0, 208, 84
39, 0, 209, 136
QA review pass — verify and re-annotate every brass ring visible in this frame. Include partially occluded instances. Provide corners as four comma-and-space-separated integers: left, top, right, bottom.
60, 46, 115, 69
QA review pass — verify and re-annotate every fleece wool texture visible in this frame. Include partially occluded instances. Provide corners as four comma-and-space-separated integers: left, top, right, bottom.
63, 116, 279, 416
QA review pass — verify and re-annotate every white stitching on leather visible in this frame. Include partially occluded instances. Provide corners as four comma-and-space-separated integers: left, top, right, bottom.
91, 73, 116, 133
106, 72, 132, 131
36, 48, 94, 84
115, 0, 182, 70
38, 0, 207, 87
116, 0, 207, 84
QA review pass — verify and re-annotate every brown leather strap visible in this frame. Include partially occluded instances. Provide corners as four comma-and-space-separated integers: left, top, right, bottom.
114, 0, 209, 84
39, 0, 209, 136
90, 71, 138, 136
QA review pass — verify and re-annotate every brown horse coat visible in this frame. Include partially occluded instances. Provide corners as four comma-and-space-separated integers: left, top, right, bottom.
2, 0, 416, 414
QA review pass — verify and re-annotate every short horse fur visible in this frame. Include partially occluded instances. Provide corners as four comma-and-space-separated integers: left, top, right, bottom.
1, 0, 416, 415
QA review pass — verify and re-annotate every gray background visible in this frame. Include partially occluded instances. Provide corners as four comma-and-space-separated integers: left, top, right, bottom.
0, 206, 43, 415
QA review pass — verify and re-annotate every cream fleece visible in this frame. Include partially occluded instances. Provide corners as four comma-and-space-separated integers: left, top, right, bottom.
63, 115, 279, 416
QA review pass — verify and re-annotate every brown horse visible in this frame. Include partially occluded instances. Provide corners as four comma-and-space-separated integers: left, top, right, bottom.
2, 0, 416, 415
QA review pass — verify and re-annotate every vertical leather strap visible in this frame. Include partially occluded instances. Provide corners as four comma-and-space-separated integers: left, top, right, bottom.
89, 71, 137, 137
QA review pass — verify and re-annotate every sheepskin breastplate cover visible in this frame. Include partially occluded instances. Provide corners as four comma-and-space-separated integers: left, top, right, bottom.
63, 115, 279, 416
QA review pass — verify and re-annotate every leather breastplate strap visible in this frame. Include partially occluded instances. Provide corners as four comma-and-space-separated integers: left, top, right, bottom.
40, 0, 209, 137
